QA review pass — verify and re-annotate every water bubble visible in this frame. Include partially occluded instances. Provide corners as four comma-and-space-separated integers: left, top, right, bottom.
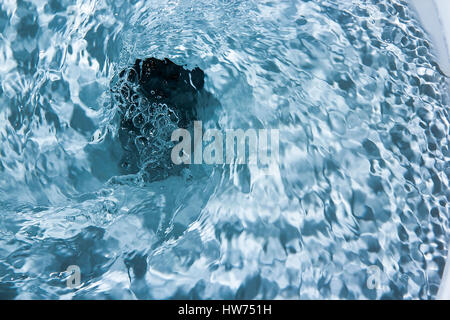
134, 136, 148, 152
132, 113, 146, 128
140, 122, 155, 137
125, 103, 137, 119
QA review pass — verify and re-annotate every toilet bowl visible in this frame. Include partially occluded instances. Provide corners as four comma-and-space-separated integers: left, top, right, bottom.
408, 0, 450, 300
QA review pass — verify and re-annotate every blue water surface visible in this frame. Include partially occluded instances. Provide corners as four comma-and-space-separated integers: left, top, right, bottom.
0, 0, 448, 299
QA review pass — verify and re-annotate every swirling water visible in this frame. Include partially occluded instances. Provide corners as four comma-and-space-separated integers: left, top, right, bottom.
0, 0, 448, 299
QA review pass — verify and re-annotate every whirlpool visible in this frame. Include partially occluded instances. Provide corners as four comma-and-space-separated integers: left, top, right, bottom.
0, 0, 448, 301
